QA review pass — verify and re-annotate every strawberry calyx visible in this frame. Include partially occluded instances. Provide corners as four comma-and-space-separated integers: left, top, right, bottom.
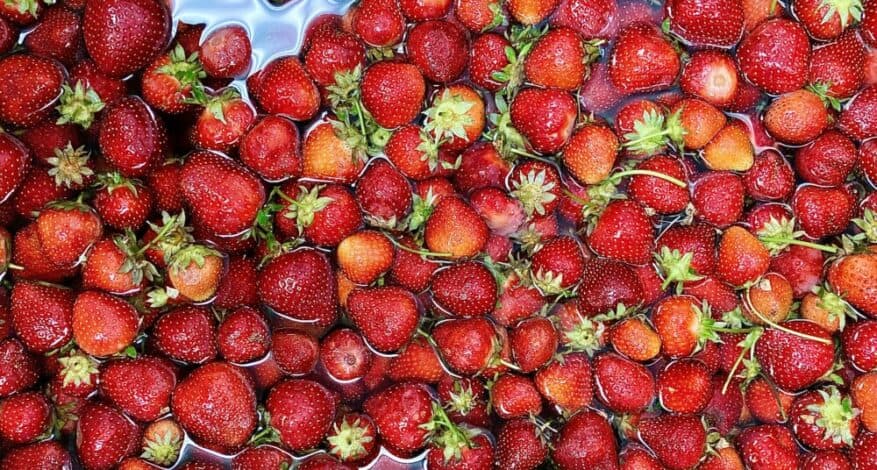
421, 402, 477, 463
807, 81, 843, 111
140, 423, 184, 466
198, 87, 243, 124
278, 185, 333, 234
399, 188, 437, 234
561, 316, 606, 356
812, 284, 859, 331
484, 0, 506, 32
55, 81, 105, 130
654, 246, 704, 294
485, 93, 528, 160
721, 326, 765, 393
492, 25, 548, 97
248, 407, 282, 446
817, 0, 864, 29
57, 350, 98, 388
510, 168, 557, 217
115, 232, 160, 286
158, 44, 207, 90
95, 171, 140, 196
327, 66, 389, 160
445, 380, 479, 416
327, 416, 374, 462
423, 88, 475, 146
757, 216, 839, 255
803, 386, 860, 447
327, 65, 363, 115
530, 268, 570, 297
622, 108, 686, 156
47, 143, 94, 189
6, 0, 39, 16
167, 243, 222, 275
852, 208, 877, 244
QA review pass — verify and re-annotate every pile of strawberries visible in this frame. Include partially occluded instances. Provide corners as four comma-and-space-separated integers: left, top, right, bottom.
2, 0, 877, 468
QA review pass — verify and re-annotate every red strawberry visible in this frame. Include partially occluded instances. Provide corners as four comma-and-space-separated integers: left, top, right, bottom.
347, 286, 419, 353
258, 249, 338, 327
10, 281, 74, 354
790, 386, 860, 450
0, 133, 32, 203
755, 320, 835, 391
578, 258, 644, 316
172, 362, 256, 453
803, 450, 851, 469
388, 235, 440, 292
852, 431, 877, 469
529, 236, 584, 295
737, 424, 800, 470
424, 196, 489, 259
93, 173, 154, 230
355, 159, 412, 227
525, 27, 592, 91
562, 123, 618, 185
609, 22, 680, 94
792, 184, 855, 239
276, 183, 362, 246
231, 446, 293, 470
250, 56, 319, 121
657, 358, 714, 414
99, 96, 167, 177
12, 167, 73, 219
510, 87, 577, 154
362, 383, 434, 456
0, 338, 38, 397
76, 402, 140, 470
433, 317, 497, 375
550, 0, 617, 38
431, 261, 497, 317
827, 252, 877, 318
199, 25, 251, 78
715, 225, 770, 286
666, 0, 744, 47
69, 59, 127, 106
843, 320, 877, 370
140, 45, 203, 114
320, 328, 372, 381
469, 33, 510, 92
151, 306, 217, 364
304, 28, 365, 87
0, 391, 51, 444
407, 20, 469, 83
534, 352, 593, 413
495, 418, 549, 470
270, 329, 319, 375
810, 33, 866, 99
387, 336, 445, 383
509, 316, 557, 373
100, 356, 175, 422
180, 150, 265, 237
351, 0, 405, 47
361, 61, 426, 129
190, 90, 256, 152
588, 200, 654, 265
507, 0, 561, 24
743, 150, 795, 201
763, 89, 830, 145
839, 85, 877, 141
36, 201, 102, 268
22, 6, 82, 67
455, 0, 502, 31
216, 306, 269, 363
0, 441, 72, 469
82, 0, 170, 78
736, 18, 810, 95
795, 130, 857, 186
593, 353, 655, 413
80, 235, 147, 295
0, 54, 65, 128
627, 155, 690, 214
681, 50, 740, 107
691, 171, 745, 227
792, 0, 861, 40
491, 373, 543, 419
638, 414, 707, 470
72, 290, 139, 357
239, 115, 301, 182
553, 410, 618, 469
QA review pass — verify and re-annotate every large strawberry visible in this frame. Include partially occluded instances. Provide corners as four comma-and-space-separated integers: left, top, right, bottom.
638, 414, 707, 469
736, 18, 810, 95
609, 22, 680, 94
180, 150, 265, 237
665, 0, 744, 47
82, 0, 171, 77
0, 54, 65, 128
754, 320, 835, 391
100, 356, 176, 422
361, 61, 426, 129
362, 383, 434, 456
10, 281, 74, 354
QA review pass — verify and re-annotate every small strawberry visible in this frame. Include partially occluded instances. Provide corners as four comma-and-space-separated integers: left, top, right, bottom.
93, 173, 155, 231
320, 328, 372, 381
141, 44, 205, 114
792, 185, 855, 239
495, 418, 549, 470
386, 336, 445, 383
810, 33, 866, 99
215, 306, 270, 363
763, 89, 830, 145
239, 115, 301, 182
0, 441, 72, 469
304, 28, 365, 87
469, 33, 510, 92
301, 120, 367, 184
790, 386, 860, 450
737, 424, 800, 470
271, 329, 319, 375
0, 338, 38, 397
838, 84, 877, 141
755, 320, 836, 391
276, 183, 362, 246
795, 130, 857, 187
534, 352, 593, 413
0, 133, 30, 203
455, 0, 502, 31
681, 50, 740, 107
525, 27, 595, 91
657, 358, 714, 414
507, 0, 561, 24
792, 0, 863, 40
362, 383, 433, 456
347, 286, 419, 353
491, 373, 543, 419
250, 56, 320, 121
424, 196, 489, 258
351, 0, 405, 47
164, 244, 224, 305
231, 446, 293, 470
578, 258, 644, 317
562, 123, 619, 185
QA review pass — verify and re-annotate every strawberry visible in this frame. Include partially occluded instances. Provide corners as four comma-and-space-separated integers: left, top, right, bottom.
0, 54, 65, 128
657, 358, 713, 414
347, 286, 419, 353
529, 236, 584, 295
652, 295, 722, 357
151, 306, 217, 363
628, 156, 690, 214
180, 150, 265, 237
336, 231, 394, 285
495, 418, 548, 470
83, 0, 170, 77
843, 320, 877, 370
172, 362, 256, 453
810, 33, 866, 99
257, 249, 338, 327
803, 450, 851, 469
355, 160, 411, 227
22, 6, 82, 66
838, 85, 877, 141
69, 59, 127, 107
665, 0, 744, 47
231, 446, 293, 470
553, 410, 618, 468
72, 290, 139, 357
0, 133, 32, 203
792, 185, 855, 239
433, 317, 497, 375
716, 225, 770, 286
593, 353, 655, 413
239, 115, 301, 182
534, 352, 593, 412
827, 252, 877, 318
304, 28, 365, 88
351, 0, 405, 47
76, 402, 141, 470
673, 98, 727, 151
271, 329, 319, 375
277, 183, 362, 246
190, 89, 256, 152
0, 441, 72, 469
361, 61, 426, 129
491, 373, 543, 419
610, 316, 662, 361
852, 432, 877, 469
793, 0, 862, 40
99, 356, 175, 422
431, 261, 497, 317
388, 235, 440, 293
763, 89, 830, 145
425, 196, 489, 258
525, 27, 593, 91
215, 306, 269, 363
363, 383, 433, 456
507, 0, 561, 24
737, 18, 811, 95
795, 130, 857, 186
510, 87, 577, 154
199, 25, 251, 78
10, 281, 74, 354
98, 96, 167, 177
0, 391, 51, 444
691, 171, 745, 227
427, 432, 494, 470
509, 316, 557, 372
609, 22, 680, 94
320, 328, 372, 381
140, 45, 203, 114
562, 123, 619, 185
387, 336, 445, 383
469, 33, 510, 92
80, 235, 149, 295
407, 20, 469, 83
36, 201, 102, 268
737, 424, 800, 470
638, 414, 707, 470
755, 320, 835, 391
455, 0, 502, 31
743, 150, 795, 201
578, 258, 644, 316
790, 386, 860, 450
681, 50, 740, 107
250, 56, 319, 121
550, 0, 617, 38
147, 159, 184, 213
93, 173, 154, 230
0, 338, 38, 397
588, 200, 654, 265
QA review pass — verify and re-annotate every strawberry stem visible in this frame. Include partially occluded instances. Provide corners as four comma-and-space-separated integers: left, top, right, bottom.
745, 288, 833, 345
610, 169, 687, 188
382, 232, 455, 259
